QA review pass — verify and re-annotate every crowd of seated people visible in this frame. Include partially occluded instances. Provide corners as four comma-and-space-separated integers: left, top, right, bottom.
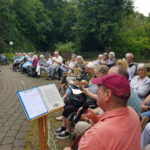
12, 51, 61, 78
12, 51, 150, 149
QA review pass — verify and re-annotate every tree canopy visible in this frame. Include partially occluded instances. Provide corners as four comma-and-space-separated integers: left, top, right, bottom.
0, 0, 149, 56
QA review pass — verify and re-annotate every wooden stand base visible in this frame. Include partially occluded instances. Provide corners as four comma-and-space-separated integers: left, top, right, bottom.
39, 116, 48, 150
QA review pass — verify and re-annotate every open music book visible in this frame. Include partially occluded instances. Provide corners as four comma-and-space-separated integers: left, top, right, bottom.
17, 84, 64, 120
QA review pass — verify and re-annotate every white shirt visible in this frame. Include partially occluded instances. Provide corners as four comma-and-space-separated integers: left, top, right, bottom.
52, 56, 63, 66
130, 75, 150, 101
47, 58, 53, 66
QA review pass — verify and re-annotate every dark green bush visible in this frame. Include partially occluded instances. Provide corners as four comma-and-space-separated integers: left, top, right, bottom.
55, 42, 76, 53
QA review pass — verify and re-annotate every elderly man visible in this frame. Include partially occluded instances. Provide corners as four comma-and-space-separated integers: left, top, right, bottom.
47, 51, 63, 80
64, 74, 141, 150
125, 53, 137, 80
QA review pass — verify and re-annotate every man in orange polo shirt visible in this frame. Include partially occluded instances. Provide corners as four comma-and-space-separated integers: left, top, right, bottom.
64, 74, 141, 150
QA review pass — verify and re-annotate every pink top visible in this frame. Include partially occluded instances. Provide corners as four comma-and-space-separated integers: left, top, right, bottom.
78, 107, 141, 150
32, 59, 38, 67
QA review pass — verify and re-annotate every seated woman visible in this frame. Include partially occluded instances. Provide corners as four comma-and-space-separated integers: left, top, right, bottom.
55, 62, 95, 121
62, 62, 96, 101
22, 53, 33, 73
54, 65, 109, 140
36, 55, 47, 78
66, 55, 85, 83
130, 63, 150, 101
27, 55, 39, 77
107, 51, 116, 67
12, 53, 21, 71
57, 54, 77, 80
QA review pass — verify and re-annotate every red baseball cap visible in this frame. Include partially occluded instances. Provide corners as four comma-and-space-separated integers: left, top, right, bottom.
92, 74, 130, 101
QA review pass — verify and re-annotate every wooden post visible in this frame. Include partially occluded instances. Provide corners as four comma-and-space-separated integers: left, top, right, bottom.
44, 116, 48, 150
39, 116, 48, 150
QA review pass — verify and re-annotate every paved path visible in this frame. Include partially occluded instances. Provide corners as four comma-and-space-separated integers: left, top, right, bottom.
0, 65, 54, 150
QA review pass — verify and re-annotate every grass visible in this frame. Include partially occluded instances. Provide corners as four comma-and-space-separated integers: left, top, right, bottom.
24, 109, 72, 150
48, 110, 73, 150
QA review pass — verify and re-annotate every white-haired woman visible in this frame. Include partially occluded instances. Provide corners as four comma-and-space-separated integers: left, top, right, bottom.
107, 51, 116, 67
125, 53, 136, 80
36, 55, 47, 78
130, 63, 150, 101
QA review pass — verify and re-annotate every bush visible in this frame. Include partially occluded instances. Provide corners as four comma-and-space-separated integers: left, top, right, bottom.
55, 42, 76, 52
4, 53, 14, 60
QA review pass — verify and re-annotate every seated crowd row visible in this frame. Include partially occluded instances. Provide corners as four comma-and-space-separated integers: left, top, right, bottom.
12, 51, 135, 80
12, 51, 150, 150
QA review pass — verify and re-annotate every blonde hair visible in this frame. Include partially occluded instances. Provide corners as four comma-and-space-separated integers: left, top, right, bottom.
116, 58, 128, 70
94, 65, 109, 75
40, 55, 44, 58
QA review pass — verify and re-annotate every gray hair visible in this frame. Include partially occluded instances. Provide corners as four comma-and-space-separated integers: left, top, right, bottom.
109, 51, 115, 58
103, 53, 108, 56
126, 53, 133, 58
137, 63, 147, 71
98, 54, 103, 58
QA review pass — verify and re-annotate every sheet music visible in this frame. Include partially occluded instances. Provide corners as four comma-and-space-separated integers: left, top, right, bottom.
72, 89, 82, 95
18, 88, 48, 120
38, 84, 64, 111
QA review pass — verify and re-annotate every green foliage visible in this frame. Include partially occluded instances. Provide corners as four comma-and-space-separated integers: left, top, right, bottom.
55, 42, 76, 52
112, 13, 150, 58
73, 0, 134, 51
0, 0, 149, 59
4, 53, 14, 60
